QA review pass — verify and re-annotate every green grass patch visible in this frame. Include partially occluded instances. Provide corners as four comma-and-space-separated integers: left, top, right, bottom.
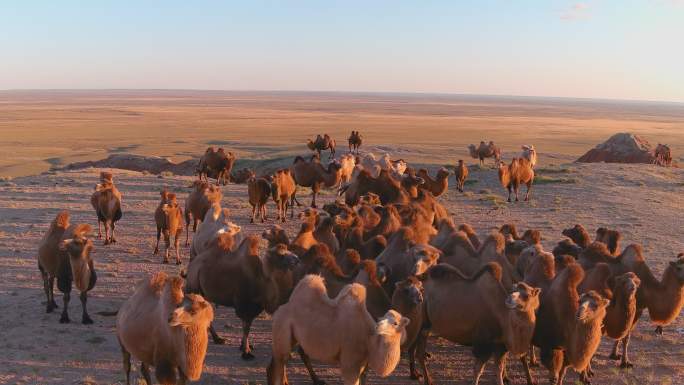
479, 194, 506, 206
464, 179, 478, 185
534, 175, 578, 184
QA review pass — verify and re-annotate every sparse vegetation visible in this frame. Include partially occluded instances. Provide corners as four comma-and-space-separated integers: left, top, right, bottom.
534, 175, 578, 184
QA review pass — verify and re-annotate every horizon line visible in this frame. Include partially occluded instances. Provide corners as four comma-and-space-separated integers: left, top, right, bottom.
1, 88, 683, 106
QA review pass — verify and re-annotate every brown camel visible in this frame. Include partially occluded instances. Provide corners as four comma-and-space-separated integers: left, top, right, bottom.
262, 224, 290, 248
595, 227, 622, 255
392, 277, 425, 380
348, 130, 363, 154
653, 143, 672, 166
38, 211, 97, 324
417, 168, 450, 197
498, 157, 534, 202
271, 169, 297, 222
416, 263, 541, 385
185, 234, 299, 359
116, 272, 214, 385
153, 191, 183, 264
198, 147, 236, 185
267, 275, 409, 385
90, 171, 122, 244
454, 159, 469, 192
468, 141, 502, 166
189, 202, 241, 259
561, 224, 591, 248
307, 133, 337, 159
248, 177, 271, 223
184, 180, 222, 246
291, 156, 343, 208
604, 272, 640, 368
231, 167, 256, 184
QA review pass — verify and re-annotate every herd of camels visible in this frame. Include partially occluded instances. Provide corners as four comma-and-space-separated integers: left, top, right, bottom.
35, 131, 683, 385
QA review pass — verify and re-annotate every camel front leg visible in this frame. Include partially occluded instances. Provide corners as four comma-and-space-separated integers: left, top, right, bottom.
59, 291, 71, 323
620, 333, 633, 368
250, 204, 257, 223
110, 221, 117, 243
416, 329, 434, 385
97, 220, 102, 239
154, 227, 161, 254
174, 234, 182, 265
103, 221, 111, 245
140, 363, 152, 385
80, 291, 93, 324
521, 355, 537, 385
525, 180, 532, 201
261, 203, 267, 222
507, 186, 512, 202
208, 322, 226, 344
184, 217, 191, 247
120, 343, 132, 385
494, 350, 508, 385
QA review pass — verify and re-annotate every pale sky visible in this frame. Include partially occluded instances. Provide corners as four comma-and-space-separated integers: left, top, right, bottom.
1, 1, 683, 102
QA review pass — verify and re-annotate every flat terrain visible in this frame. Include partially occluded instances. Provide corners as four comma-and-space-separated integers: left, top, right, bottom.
0, 92, 683, 385
1, 90, 684, 177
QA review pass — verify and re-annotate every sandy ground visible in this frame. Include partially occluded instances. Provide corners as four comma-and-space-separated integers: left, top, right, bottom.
1, 160, 683, 385
1, 90, 684, 177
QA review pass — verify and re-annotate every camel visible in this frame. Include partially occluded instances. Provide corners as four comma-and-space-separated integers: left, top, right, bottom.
307, 134, 337, 159
363, 204, 401, 241
534, 261, 609, 385
468, 141, 501, 166
90, 171, 122, 244
348, 130, 363, 154
654, 143, 672, 166
416, 263, 541, 385
337, 154, 357, 194
498, 157, 534, 202
189, 202, 242, 260
248, 177, 271, 223
290, 222, 319, 258
357, 153, 407, 179
37, 211, 97, 324
355, 204, 381, 232
553, 239, 584, 258
522, 145, 538, 168
271, 169, 297, 222
231, 167, 256, 184
347, 169, 413, 206
184, 180, 222, 246
291, 156, 343, 208
153, 191, 183, 264
343, 227, 387, 260
458, 223, 481, 250
267, 275, 409, 385
416, 168, 449, 197
603, 272, 640, 368
198, 147, 236, 185
185, 234, 299, 359
454, 159, 469, 192
391, 277, 425, 380
262, 224, 291, 248
116, 272, 214, 385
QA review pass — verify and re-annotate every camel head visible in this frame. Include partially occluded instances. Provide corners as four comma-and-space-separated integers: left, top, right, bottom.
614, 272, 641, 298
506, 282, 541, 312
306, 139, 316, 151
168, 293, 214, 328
576, 291, 609, 323
562, 224, 589, 246
265, 244, 300, 271
322, 201, 347, 216
668, 253, 684, 282
60, 234, 94, 262
217, 221, 241, 239
360, 192, 381, 206
553, 239, 583, 258
298, 208, 320, 226
394, 277, 424, 306
333, 205, 357, 227
505, 239, 529, 264
408, 244, 441, 276
262, 225, 289, 247
376, 309, 410, 343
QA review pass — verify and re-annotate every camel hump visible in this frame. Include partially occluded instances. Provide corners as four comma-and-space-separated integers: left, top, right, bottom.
621, 244, 645, 263
476, 262, 503, 282
71, 223, 92, 238
565, 263, 585, 287
337, 282, 367, 305
54, 210, 70, 229
148, 271, 169, 293
293, 155, 306, 164
168, 276, 185, 305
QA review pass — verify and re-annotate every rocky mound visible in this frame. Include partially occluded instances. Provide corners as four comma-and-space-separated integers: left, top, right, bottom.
577, 133, 657, 164
61, 154, 198, 175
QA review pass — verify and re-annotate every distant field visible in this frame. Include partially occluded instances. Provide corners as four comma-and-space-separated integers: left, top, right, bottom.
1, 90, 683, 177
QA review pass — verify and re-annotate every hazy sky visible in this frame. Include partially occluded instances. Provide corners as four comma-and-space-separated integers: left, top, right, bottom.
1, 1, 683, 102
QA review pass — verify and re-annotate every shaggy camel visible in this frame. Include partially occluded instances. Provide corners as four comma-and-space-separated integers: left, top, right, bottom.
291, 156, 343, 208
355, 152, 407, 179
417, 263, 541, 385
184, 180, 222, 246
231, 167, 255, 184
344, 227, 387, 260
185, 234, 299, 359
271, 169, 297, 222
468, 141, 501, 166
654, 143, 672, 166
116, 272, 214, 385
553, 239, 584, 258
348, 130, 362, 153
454, 160, 469, 192
337, 154, 357, 194
376, 231, 441, 295
267, 275, 409, 385
498, 157, 534, 202
391, 277, 425, 380
189, 202, 242, 259
313, 216, 340, 255
522, 145, 538, 168
290, 222, 319, 258
38, 211, 97, 324
307, 134, 337, 159
417, 168, 449, 197
198, 147, 236, 185
248, 177, 271, 223
153, 191, 183, 264
534, 262, 609, 385
90, 171, 122, 244
603, 272, 641, 368
262, 225, 290, 248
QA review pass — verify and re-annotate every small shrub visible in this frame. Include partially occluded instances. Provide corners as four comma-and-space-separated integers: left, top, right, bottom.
160, 171, 174, 178
534, 175, 577, 184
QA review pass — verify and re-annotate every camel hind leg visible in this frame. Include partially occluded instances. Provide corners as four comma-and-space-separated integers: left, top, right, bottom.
110, 221, 117, 243
525, 180, 532, 201
80, 291, 93, 324
140, 362, 152, 385
154, 226, 161, 254
240, 318, 256, 360
298, 346, 326, 385
174, 233, 182, 265
119, 341, 131, 385
184, 212, 191, 246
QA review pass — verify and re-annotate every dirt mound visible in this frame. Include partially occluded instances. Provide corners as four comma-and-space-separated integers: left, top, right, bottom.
577, 133, 657, 164
61, 154, 198, 175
